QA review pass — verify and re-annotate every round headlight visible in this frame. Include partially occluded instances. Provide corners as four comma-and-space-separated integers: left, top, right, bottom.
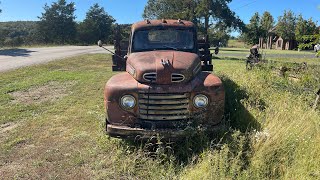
120, 95, 136, 109
193, 94, 208, 108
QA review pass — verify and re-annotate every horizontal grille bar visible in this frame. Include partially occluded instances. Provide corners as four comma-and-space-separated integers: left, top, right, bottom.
139, 99, 188, 105
139, 104, 188, 110
139, 94, 188, 99
140, 114, 189, 121
140, 109, 189, 115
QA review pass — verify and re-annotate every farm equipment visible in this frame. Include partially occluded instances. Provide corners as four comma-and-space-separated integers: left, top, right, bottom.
246, 45, 262, 70
100, 19, 225, 140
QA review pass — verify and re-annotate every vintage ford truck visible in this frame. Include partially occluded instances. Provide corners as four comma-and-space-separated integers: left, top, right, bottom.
102, 19, 225, 139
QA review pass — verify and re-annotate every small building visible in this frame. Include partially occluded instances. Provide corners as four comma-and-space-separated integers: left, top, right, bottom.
259, 26, 297, 50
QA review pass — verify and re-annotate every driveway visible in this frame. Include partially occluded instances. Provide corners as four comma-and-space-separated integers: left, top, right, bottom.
0, 46, 113, 72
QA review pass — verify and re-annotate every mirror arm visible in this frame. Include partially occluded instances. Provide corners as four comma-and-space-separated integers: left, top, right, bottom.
100, 46, 126, 61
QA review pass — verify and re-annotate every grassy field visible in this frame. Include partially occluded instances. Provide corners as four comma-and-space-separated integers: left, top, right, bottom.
227, 39, 250, 48
220, 47, 315, 55
0, 53, 319, 179
216, 47, 320, 65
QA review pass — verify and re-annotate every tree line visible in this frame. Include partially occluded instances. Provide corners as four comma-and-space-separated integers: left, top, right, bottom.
242, 10, 319, 49
1, 0, 318, 48
1, 0, 246, 47
0, 0, 117, 47
143, 0, 245, 46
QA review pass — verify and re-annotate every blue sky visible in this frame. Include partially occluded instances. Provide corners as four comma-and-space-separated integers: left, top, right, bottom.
0, 0, 319, 26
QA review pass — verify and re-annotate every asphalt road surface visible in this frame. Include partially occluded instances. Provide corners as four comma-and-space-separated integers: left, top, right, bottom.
0, 46, 113, 72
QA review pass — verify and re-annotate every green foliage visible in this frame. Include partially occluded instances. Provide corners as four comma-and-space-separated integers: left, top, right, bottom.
208, 25, 230, 46
77, 3, 115, 45
38, 0, 76, 44
0, 2, 122, 47
298, 34, 320, 50
143, 0, 245, 37
276, 10, 296, 40
242, 11, 274, 45
243, 10, 318, 47
0, 21, 41, 47
116, 24, 132, 41
260, 11, 274, 38
243, 12, 262, 45
295, 15, 318, 46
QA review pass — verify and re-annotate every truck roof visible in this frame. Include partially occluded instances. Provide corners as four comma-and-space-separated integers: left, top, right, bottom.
132, 19, 195, 31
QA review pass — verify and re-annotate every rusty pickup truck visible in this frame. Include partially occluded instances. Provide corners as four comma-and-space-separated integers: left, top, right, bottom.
102, 19, 225, 139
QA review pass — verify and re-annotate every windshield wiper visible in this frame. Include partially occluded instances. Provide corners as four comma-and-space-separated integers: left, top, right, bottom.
162, 45, 177, 50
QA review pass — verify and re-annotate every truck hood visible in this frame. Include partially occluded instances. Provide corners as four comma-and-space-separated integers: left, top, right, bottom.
126, 51, 201, 84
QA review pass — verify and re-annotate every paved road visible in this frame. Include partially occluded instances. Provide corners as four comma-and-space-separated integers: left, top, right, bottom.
0, 46, 113, 72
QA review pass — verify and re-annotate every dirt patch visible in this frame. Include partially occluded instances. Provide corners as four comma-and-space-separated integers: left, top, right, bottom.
9, 81, 76, 104
0, 122, 18, 135
0, 162, 24, 178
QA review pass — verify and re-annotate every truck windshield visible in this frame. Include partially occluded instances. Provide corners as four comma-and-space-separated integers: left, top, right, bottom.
132, 29, 195, 52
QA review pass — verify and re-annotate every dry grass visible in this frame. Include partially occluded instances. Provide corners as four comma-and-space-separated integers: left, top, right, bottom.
9, 81, 76, 104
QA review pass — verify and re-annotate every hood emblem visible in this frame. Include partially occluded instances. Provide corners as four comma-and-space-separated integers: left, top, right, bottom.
160, 58, 170, 66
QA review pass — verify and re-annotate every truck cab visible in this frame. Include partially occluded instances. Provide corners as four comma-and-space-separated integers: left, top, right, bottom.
104, 19, 225, 139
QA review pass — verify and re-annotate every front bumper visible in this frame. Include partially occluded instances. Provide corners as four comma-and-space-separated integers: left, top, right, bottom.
107, 124, 187, 140
107, 121, 225, 140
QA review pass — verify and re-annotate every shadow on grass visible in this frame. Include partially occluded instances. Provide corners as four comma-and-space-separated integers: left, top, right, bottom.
121, 76, 262, 166
218, 56, 247, 61
0, 48, 36, 57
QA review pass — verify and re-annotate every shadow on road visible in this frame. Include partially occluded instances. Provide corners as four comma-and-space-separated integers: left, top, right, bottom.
0, 48, 36, 57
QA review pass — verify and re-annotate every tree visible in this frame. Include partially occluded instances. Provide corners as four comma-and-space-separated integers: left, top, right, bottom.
208, 25, 230, 46
38, 0, 76, 44
298, 34, 320, 50
77, 4, 115, 44
276, 10, 296, 40
260, 11, 274, 38
243, 12, 262, 45
295, 15, 318, 43
142, 0, 245, 36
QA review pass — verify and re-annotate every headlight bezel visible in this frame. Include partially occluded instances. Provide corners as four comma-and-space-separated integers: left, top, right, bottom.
193, 94, 209, 108
120, 95, 136, 109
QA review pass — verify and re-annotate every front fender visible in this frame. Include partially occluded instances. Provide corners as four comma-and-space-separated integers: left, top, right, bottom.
190, 72, 225, 125
104, 72, 139, 126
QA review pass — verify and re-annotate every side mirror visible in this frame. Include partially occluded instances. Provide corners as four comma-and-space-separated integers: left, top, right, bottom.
124, 55, 128, 60
98, 40, 103, 47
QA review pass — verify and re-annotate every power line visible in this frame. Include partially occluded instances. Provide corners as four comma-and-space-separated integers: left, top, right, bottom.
233, 0, 258, 10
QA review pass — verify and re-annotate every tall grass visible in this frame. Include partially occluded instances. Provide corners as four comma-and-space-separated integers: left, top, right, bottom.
180, 60, 320, 179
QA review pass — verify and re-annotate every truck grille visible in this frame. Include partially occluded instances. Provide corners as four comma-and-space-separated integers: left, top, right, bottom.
171, 73, 185, 82
138, 93, 190, 121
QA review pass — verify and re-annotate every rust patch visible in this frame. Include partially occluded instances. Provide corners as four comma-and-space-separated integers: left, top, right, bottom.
9, 81, 76, 104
